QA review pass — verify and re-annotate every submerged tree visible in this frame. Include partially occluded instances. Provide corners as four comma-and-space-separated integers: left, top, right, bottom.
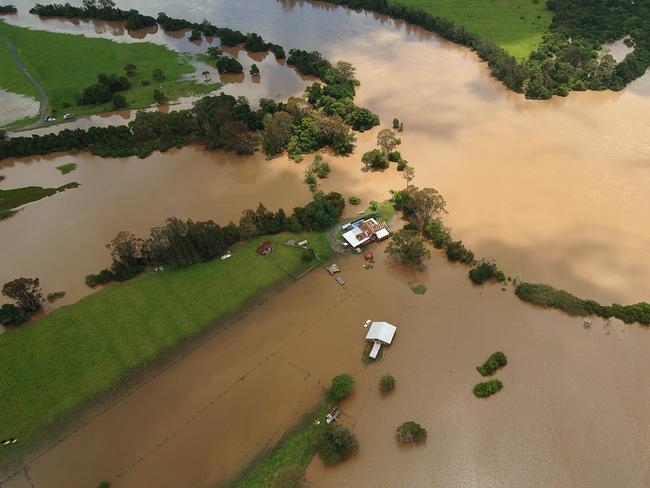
385, 229, 431, 268
2, 277, 43, 313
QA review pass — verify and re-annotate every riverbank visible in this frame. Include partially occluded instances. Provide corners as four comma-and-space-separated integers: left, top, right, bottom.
0, 231, 332, 473
0, 21, 220, 129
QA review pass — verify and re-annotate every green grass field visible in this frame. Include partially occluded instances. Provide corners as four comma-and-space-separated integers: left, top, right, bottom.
390, 0, 553, 58
0, 22, 221, 126
0, 182, 79, 214
0, 40, 39, 99
0, 231, 331, 470
55, 162, 77, 175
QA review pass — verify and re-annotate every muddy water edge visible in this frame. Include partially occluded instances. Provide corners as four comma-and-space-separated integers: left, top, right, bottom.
0, 0, 649, 486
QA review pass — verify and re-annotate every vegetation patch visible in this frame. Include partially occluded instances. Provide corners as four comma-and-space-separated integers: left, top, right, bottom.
317, 424, 359, 464
361, 342, 382, 364
473, 379, 503, 398
515, 282, 650, 325
379, 374, 396, 392
410, 283, 427, 295
0, 182, 78, 214
476, 351, 508, 377
468, 259, 505, 285
55, 162, 77, 175
396, 421, 427, 444
328, 374, 354, 403
46, 291, 65, 303
0, 230, 331, 471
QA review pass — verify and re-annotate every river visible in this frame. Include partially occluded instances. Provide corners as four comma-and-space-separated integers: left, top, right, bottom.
0, 0, 649, 486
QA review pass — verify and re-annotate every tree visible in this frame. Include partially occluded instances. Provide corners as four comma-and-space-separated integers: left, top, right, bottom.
317, 425, 359, 464
112, 93, 127, 109
152, 68, 165, 81
153, 89, 167, 104
379, 374, 396, 392
392, 117, 400, 129
123, 63, 137, 76
201, 70, 210, 82
2, 277, 43, 313
272, 465, 304, 488
403, 165, 415, 188
396, 421, 427, 444
328, 374, 354, 403
207, 46, 222, 58
361, 149, 388, 170
347, 107, 379, 132
0, 303, 29, 326
262, 111, 294, 155
409, 187, 447, 233
107, 231, 144, 279
377, 128, 400, 154
249, 63, 260, 76
385, 229, 431, 268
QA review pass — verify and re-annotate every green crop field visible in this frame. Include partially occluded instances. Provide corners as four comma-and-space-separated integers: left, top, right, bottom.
0, 22, 220, 125
390, 0, 553, 59
0, 231, 332, 470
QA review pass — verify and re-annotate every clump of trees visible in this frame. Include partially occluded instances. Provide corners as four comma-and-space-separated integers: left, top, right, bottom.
328, 374, 354, 403
396, 421, 427, 444
379, 374, 396, 392
0, 4, 17, 14
304, 155, 330, 191
473, 379, 503, 398
243, 32, 267, 52
0, 277, 43, 326
385, 228, 430, 268
317, 425, 359, 464
78, 72, 130, 106
361, 148, 388, 170
215, 55, 243, 74
476, 352, 508, 377
468, 259, 504, 284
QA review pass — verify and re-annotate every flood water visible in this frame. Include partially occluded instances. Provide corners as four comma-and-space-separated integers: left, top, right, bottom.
1, 0, 650, 486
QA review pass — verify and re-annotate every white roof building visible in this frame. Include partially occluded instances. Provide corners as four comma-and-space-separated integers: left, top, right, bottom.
365, 321, 397, 359
342, 218, 390, 248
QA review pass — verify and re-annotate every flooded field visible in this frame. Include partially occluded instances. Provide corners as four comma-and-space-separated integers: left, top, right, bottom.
1, 0, 650, 486
3, 243, 649, 488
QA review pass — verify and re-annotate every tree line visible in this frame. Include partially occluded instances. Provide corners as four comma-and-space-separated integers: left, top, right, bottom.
0, 4, 17, 14
85, 191, 345, 288
326, 0, 650, 99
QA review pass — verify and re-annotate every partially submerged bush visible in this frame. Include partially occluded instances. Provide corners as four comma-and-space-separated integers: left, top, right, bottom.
348, 196, 361, 205
423, 218, 451, 249
473, 380, 503, 398
469, 259, 504, 285
379, 374, 396, 392
328, 374, 354, 403
396, 421, 427, 444
317, 425, 359, 464
476, 352, 508, 376
46, 291, 66, 303
445, 240, 474, 264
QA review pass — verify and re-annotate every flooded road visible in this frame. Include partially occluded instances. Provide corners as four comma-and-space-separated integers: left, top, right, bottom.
2, 0, 650, 305
3, 243, 649, 488
1, 0, 650, 486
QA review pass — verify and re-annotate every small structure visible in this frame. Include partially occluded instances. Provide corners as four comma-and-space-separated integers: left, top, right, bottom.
326, 264, 341, 275
342, 218, 390, 248
257, 241, 273, 255
220, 251, 232, 260
365, 321, 397, 359
325, 406, 342, 424
298, 240, 308, 248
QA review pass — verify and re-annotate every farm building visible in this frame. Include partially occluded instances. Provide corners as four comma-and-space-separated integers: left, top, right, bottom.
365, 321, 397, 359
342, 218, 390, 248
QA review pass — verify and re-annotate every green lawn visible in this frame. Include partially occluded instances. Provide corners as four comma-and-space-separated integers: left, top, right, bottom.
233, 404, 328, 488
0, 231, 331, 470
55, 162, 77, 175
266, 241, 321, 278
0, 182, 79, 214
390, 0, 553, 58
0, 22, 221, 124
0, 40, 38, 99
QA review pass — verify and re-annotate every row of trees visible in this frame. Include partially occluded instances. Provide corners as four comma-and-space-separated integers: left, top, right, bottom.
78, 72, 130, 105
0, 4, 17, 14
327, 0, 650, 99
30, 1, 156, 31
85, 192, 346, 287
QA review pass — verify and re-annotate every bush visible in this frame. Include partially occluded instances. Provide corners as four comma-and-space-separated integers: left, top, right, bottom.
97, 482, 111, 488
445, 240, 474, 264
392, 117, 400, 129
423, 218, 451, 249
215, 56, 244, 74
348, 196, 361, 205
473, 380, 503, 398
396, 421, 427, 444
112, 93, 127, 109
153, 89, 167, 104
387, 150, 401, 162
361, 149, 388, 170
476, 352, 508, 376
0, 303, 29, 326
468, 259, 501, 285
317, 425, 358, 464
396, 159, 407, 171
46, 291, 66, 303
379, 374, 396, 392
272, 465, 304, 488
328, 374, 354, 403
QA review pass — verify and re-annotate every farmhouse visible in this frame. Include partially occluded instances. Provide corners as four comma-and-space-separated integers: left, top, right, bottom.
365, 321, 397, 359
342, 218, 390, 248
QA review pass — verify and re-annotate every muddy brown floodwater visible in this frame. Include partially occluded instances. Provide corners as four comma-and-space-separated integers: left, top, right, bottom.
1, 0, 650, 486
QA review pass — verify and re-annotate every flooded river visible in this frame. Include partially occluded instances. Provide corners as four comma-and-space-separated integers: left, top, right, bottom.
1, 0, 650, 486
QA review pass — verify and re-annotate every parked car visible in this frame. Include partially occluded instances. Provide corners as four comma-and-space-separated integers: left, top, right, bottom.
45, 116, 56, 122
63, 113, 75, 120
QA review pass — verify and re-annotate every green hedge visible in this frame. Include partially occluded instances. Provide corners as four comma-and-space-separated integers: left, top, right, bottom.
473, 380, 503, 398
476, 352, 507, 376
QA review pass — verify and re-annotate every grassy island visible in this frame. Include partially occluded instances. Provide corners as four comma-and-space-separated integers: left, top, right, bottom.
0, 21, 220, 128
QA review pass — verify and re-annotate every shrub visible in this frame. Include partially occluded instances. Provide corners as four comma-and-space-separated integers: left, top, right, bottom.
396, 159, 407, 171
153, 89, 167, 104
476, 352, 508, 376
348, 196, 361, 205
317, 425, 359, 464
0, 303, 29, 326
328, 374, 354, 403
473, 380, 503, 398
392, 118, 400, 129
387, 150, 401, 162
445, 240, 474, 264
98, 482, 111, 488
215, 56, 244, 74
396, 421, 427, 444
423, 218, 451, 249
46, 291, 66, 303
112, 93, 127, 109
361, 149, 389, 170
379, 374, 396, 392
272, 465, 304, 488
315, 161, 330, 178
468, 259, 501, 285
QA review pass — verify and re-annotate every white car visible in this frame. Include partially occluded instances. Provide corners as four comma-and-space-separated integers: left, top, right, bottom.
63, 113, 74, 120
